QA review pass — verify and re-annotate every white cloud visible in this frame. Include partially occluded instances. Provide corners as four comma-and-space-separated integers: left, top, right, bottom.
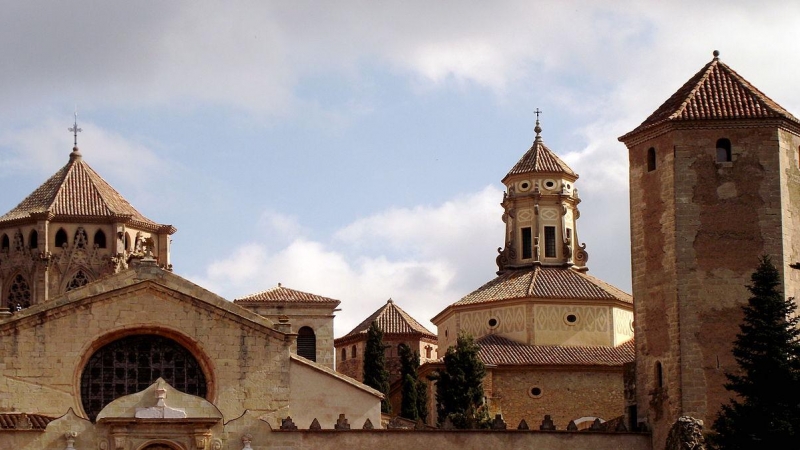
190, 187, 504, 335
0, 118, 167, 187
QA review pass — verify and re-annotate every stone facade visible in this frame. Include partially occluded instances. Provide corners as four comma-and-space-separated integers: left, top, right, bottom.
620, 53, 800, 449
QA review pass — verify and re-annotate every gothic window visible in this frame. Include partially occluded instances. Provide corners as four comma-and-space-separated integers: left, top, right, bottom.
647, 147, 656, 172
12, 230, 23, 252
74, 227, 89, 249
7, 274, 31, 312
55, 228, 68, 248
716, 138, 732, 162
1, 234, 8, 252
80, 334, 208, 422
544, 226, 556, 258
655, 361, 664, 389
351, 345, 357, 359
66, 270, 90, 292
297, 327, 316, 362
28, 230, 38, 249
521, 227, 533, 259
94, 230, 107, 249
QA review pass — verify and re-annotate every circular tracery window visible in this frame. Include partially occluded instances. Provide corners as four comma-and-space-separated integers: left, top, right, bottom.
80, 335, 207, 421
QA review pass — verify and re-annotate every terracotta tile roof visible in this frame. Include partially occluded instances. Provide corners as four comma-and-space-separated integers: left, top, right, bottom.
477, 334, 634, 366
234, 284, 340, 305
621, 54, 800, 140
454, 266, 632, 306
337, 299, 436, 341
504, 131, 577, 181
0, 149, 173, 233
0, 413, 54, 430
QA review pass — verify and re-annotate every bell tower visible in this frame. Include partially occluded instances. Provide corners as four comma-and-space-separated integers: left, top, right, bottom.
619, 51, 800, 448
497, 113, 588, 273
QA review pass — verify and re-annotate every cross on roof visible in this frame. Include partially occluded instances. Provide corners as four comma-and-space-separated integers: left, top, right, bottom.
534, 108, 542, 120
68, 110, 82, 147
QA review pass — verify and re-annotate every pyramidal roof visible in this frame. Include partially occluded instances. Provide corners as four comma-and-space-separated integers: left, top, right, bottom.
337, 299, 436, 342
621, 51, 800, 140
0, 147, 173, 233
234, 284, 340, 305
504, 120, 576, 182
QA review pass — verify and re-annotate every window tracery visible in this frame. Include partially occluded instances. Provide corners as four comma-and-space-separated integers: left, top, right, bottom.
7, 274, 31, 311
80, 335, 208, 422
66, 270, 90, 292
74, 227, 89, 249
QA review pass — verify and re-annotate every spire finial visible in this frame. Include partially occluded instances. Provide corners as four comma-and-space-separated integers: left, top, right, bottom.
713, 50, 720, 60
68, 108, 82, 148
534, 108, 543, 143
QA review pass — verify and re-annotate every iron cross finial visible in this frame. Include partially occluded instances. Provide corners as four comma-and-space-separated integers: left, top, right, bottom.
534, 108, 542, 120
68, 109, 82, 147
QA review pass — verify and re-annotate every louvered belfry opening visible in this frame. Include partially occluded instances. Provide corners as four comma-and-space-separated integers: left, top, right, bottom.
297, 326, 316, 362
80, 335, 207, 421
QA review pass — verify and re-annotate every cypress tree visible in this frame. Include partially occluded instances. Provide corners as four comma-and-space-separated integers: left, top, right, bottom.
363, 321, 391, 413
431, 333, 488, 428
398, 342, 428, 422
711, 256, 800, 449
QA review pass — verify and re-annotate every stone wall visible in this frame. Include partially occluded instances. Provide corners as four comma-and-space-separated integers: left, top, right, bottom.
627, 123, 800, 449
486, 366, 626, 430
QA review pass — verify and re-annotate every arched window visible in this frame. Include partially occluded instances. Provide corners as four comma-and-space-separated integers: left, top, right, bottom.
341, 348, 347, 361
716, 138, 732, 162
297, 327, 316, 362
55, 228, 68, 248
28, 230, 38, 249
94, 230, 107, 249
7, 274, 31, 312
655, 361, 664, 389
647, 147, 656, 172
351, 345, 357, 359
74, 227, 88, 249
124, 232, 132, 251
66, 270, 90, 292
1, 234, 9, 252
80, 334, 207, 422
425, 346, 432, 359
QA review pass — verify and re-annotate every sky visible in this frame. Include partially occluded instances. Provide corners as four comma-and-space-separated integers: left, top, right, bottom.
2, 1, 800, 337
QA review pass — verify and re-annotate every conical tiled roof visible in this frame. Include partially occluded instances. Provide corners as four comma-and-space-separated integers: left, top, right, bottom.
620, 52, 800, 140
0, 148, 173, 233
234, 284, 340, 305
504, 122, 576, 181
476, 334, 634, 366
337, 299, 436, 341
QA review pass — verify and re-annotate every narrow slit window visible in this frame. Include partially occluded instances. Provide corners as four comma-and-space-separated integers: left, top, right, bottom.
544, 226, 556, 258
1, 234, 8, 252
647, 147, 656, 172
351, 345, 357, 359
716, 138, 732, 162
521, 227, 533, 259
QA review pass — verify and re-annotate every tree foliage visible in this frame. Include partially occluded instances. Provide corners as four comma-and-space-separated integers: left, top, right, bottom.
398, 343, 428, 422
363, 321, 391, 413
711, 256, 800, 449
431, 333, 488, 429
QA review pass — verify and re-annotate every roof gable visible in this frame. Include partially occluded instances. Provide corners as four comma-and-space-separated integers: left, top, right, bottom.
621, 54, 800, 140
234, 284, 340, 306
0, 149, 172, 232
338, 299, 435, 341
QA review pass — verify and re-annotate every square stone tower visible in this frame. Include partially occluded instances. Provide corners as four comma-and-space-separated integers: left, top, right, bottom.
619, 51, 800, 448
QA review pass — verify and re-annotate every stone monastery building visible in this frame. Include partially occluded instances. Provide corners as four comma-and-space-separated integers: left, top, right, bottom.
0, 52, 798, 450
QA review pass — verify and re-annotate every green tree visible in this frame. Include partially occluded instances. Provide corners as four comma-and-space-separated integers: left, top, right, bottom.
431, 333, 488, 429
398, 343, 429, 422
363, 321, 391, 413
711, 256, 800, 449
